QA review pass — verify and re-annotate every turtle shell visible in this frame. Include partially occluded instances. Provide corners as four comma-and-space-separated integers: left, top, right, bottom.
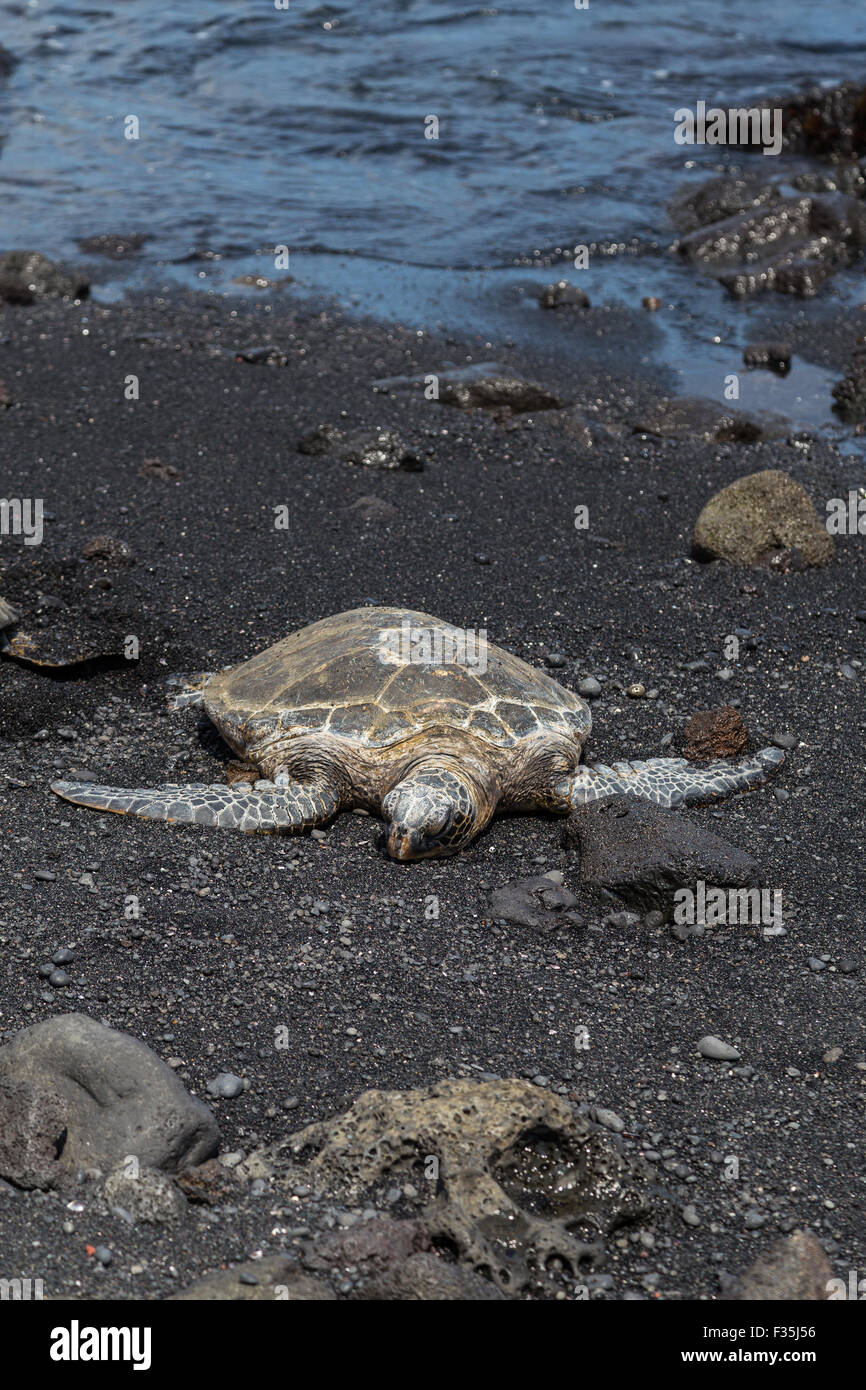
204, 607, 591, 751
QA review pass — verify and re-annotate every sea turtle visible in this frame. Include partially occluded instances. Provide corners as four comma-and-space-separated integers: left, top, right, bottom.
51, 606, 784, 860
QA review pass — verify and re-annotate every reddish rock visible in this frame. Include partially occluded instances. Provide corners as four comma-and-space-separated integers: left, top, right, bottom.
175, 1158, 238, 1206
683, 706, 748, 761
303, 1217, 431, 1275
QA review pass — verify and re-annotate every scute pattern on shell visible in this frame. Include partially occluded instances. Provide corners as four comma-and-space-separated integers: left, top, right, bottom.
204, 606, 591, 750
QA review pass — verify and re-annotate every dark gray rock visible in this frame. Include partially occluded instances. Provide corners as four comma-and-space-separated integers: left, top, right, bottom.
0, 1078, 68, 1189
767, 81, 866, 158
671, 170, 866, 299
0, 251, 89, 304
235, 344, 288, 365
438, 375, 563, 413
0, 1014, 219, 1174
562, 796, 762, 918
77, 233, 149, 259
487, 875, 585, 933
743, 342, 792, 374
298, 424, 422, 470
539, 280, 590, 310
631, 396, 787, 444
353, 1251, 504, 1300
669, 174, 780, 235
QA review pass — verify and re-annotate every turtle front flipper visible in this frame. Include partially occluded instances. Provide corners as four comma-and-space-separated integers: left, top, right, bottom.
567, 748, 784, 809
50, 777, 343, 833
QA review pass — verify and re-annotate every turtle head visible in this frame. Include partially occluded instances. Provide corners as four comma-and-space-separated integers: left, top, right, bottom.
382, 761, 490, 860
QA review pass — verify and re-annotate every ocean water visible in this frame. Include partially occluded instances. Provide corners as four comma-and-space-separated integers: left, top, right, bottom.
1, 0, 865, 430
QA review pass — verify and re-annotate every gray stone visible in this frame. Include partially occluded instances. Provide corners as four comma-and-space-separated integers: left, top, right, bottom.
0, 1014, 219, 1174
0, 1078, 68, 1189
563, 796, 762, 918
730, 1230, 833, 1300
487, 875, 585, 933
698, 1035, 741, 1061
103, 1165, 188, 1223
170, 1256, 335, 1301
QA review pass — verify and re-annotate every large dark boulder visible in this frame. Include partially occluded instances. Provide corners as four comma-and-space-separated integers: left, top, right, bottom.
563, 796, 762, 918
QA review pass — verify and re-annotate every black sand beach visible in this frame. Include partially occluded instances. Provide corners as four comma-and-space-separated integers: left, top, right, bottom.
0, 288, 864, 1304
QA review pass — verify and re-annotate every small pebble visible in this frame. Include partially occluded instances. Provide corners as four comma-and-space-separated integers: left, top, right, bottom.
578, 677, 602, 698
697, 1035, 740, 1061
206, 1072, 246, 1099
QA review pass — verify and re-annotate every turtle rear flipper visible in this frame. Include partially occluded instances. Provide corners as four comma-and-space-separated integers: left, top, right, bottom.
568, 748, 784, 809
166, 672, 216, 712
51, 777, 342, 832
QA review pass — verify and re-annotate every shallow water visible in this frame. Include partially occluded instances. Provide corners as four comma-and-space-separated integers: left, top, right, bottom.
1, 0, 865, 434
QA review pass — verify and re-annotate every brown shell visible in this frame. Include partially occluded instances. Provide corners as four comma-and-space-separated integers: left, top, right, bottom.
203, 607, 591, 751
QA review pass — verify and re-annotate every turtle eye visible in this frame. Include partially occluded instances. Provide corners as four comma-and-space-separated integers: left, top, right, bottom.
425, 808, 450, 837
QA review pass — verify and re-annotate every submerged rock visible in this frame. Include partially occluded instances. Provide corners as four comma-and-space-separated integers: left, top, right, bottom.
769, 82, 866, 159
0, 250, 89, 304
77, 233, 150, 259
235, 344, 288, 366
743, 341, 792, 374
693, 469, 833, 568
563, 796, 762, 918
631, 396, 787, 443
669, 174, 780, 234
832, 343, 866, 422
671, 171, 866, 299
539, 280, 591, 309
